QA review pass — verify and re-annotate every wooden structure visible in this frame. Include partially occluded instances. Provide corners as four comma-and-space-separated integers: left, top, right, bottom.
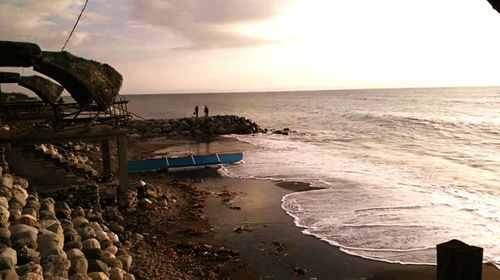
0, 126, 129, 191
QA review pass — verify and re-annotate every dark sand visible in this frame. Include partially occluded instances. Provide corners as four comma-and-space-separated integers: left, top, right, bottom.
197, 177, 500, 280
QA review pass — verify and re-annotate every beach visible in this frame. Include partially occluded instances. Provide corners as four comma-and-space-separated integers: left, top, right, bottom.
127, 135, 500, 279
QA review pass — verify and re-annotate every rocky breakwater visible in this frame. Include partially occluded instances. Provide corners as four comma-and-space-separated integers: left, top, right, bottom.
0, 167, 136, 280
128, 115, 265, 139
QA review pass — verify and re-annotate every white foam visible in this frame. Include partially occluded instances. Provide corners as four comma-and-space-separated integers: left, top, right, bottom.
223, 133, 500, 268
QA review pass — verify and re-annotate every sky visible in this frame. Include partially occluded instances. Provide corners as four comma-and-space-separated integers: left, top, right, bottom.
1, 0, 500, 94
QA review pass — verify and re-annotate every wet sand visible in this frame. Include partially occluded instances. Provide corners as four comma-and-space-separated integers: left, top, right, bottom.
197, 177, 500, 280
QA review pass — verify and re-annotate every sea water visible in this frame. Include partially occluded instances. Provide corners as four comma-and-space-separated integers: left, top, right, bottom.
128, 87, 500, 268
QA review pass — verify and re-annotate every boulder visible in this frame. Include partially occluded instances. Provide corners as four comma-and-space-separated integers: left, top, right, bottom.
0, 187, 12, 201
21, 209, 37, 220
0, 246, 17, 270
82, 239, 101, 251
70, 273, 91, 280
40, 198, 55, 213
66, 248, 85, 259
39, 210, 57, 221
83, 248, 103, 260
64, 228, 81, 244
11, 186, 28, 207
41, 255, 70, 279
10, 224, 38, 249
13, 178, 28, 190
109, 267, 124, 280
87, 259, 108, 274
0, 197, 8, 209
117, 254, 132, 272
88, 272, 109, 280
0, 206, 10, 227
0, 174, 14, 189
21, 272, 44, 280
37, 230, 65, 257
16, 262, 42, 278
16, 246, 40, 265
16, 215, 39, 228
25, 197, 40, 211
77, 225, 96, 240
123, 274, 135, 280
69, 255, 88, 276
46, 223, 64, 249
0, 227, 11, 246
64, 240, 83, 251
104, 246, 117, 255
107, 223, 123, 234
101, 257, 122, 269
0, 269, 19, 280
72, 217, 90, 228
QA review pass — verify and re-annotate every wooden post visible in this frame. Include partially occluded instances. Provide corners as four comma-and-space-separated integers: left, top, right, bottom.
117, 135, 129, 192
101, 139, 111, 181
437, 239, 483, 280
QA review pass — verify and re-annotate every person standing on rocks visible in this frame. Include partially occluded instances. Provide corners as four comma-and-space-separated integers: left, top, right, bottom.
194, 105, 199, 118
204, 105, 209, 117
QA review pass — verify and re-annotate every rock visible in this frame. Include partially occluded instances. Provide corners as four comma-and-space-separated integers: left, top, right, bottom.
0, 246, 17, 270
64, 228, 81, 244
123, 273, 135, 280
20, 209, 37, 220
100, 240, 112, 250
72, 217, 90, 228
107, 223, 123, 234
20, 272, 43, 280
69, 255, 88, 276
88, 272, 109, 280
137, 198, 153, 209
83, 248, 103, 260
87, 259, 108, 273
0, 269, 19, 280
40, 198, 55, 213
13, 178, 28, 190
71, 207, 85, 218
46, 223, 64, 249
39, 210, 57, 221
8, 200, 22, 222
16, 246, 40, 265
104, 246, 117, 255
16, 262, 42, 278
0, 197, 8, 209
117, 254, 132, 272
37, 230, 65, 257
0, 174, 14, 189
11, 186, 28, 207
64, 241, 83, 251
38, 220, 57, 230
77, 226, 96, 240
101, 257, 121, 269
70, 273, 91, 280
293, 266, 307, 275
109, 267, 124, 280
82, 239, 100, 251
0, 187, 12, 201
0, 227, 11, 246
41, 255, 70, 279
16, 215, 39, 228
95, 231, 109, 242
10, 224, 38, 249
66, 249, 85, 259
118, 191, 137, 209
0, 206, 10, 227
106, 232, 119, 244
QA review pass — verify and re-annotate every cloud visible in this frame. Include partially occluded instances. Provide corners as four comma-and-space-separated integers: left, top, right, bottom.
0, 0, 86, 50
128, 0, 294, 49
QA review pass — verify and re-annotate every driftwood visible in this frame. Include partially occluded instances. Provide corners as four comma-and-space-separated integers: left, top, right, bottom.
0, 41, 122, 110
18, 75, 64, 104
0, 72, 21, 83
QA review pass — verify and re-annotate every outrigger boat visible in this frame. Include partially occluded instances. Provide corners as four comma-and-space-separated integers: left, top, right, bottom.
128, 151, 243, 172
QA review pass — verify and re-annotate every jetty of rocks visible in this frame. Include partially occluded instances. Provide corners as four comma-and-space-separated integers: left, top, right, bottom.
128, 115, 265, 139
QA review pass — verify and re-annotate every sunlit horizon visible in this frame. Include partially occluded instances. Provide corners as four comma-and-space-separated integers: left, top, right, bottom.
1, 0, 500, 94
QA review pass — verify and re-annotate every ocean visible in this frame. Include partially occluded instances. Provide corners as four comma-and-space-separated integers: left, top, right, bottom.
127, 87, 500, 268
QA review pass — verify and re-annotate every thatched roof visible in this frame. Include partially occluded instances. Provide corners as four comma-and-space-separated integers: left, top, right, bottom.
0, 72, 21, 83
0, 41, 41, 67
488, 0, 500, 13
0, 41, 122, 110
33, 51, 122, 109
18, 75, 64, 104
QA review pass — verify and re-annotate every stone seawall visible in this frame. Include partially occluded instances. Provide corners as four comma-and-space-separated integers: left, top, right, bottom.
128, 115, 264, 139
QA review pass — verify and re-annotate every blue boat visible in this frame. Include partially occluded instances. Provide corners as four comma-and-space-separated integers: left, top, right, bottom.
128, 151, 243, 171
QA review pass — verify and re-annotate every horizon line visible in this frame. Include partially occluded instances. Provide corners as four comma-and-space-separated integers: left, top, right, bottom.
121, 85, 500, 96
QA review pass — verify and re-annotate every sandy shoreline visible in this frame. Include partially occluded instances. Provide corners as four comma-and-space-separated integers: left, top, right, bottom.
128, 135, 500, 279
197, 176, 500, 280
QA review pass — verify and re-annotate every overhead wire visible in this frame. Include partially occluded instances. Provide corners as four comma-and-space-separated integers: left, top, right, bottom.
61, 0, 89, 51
